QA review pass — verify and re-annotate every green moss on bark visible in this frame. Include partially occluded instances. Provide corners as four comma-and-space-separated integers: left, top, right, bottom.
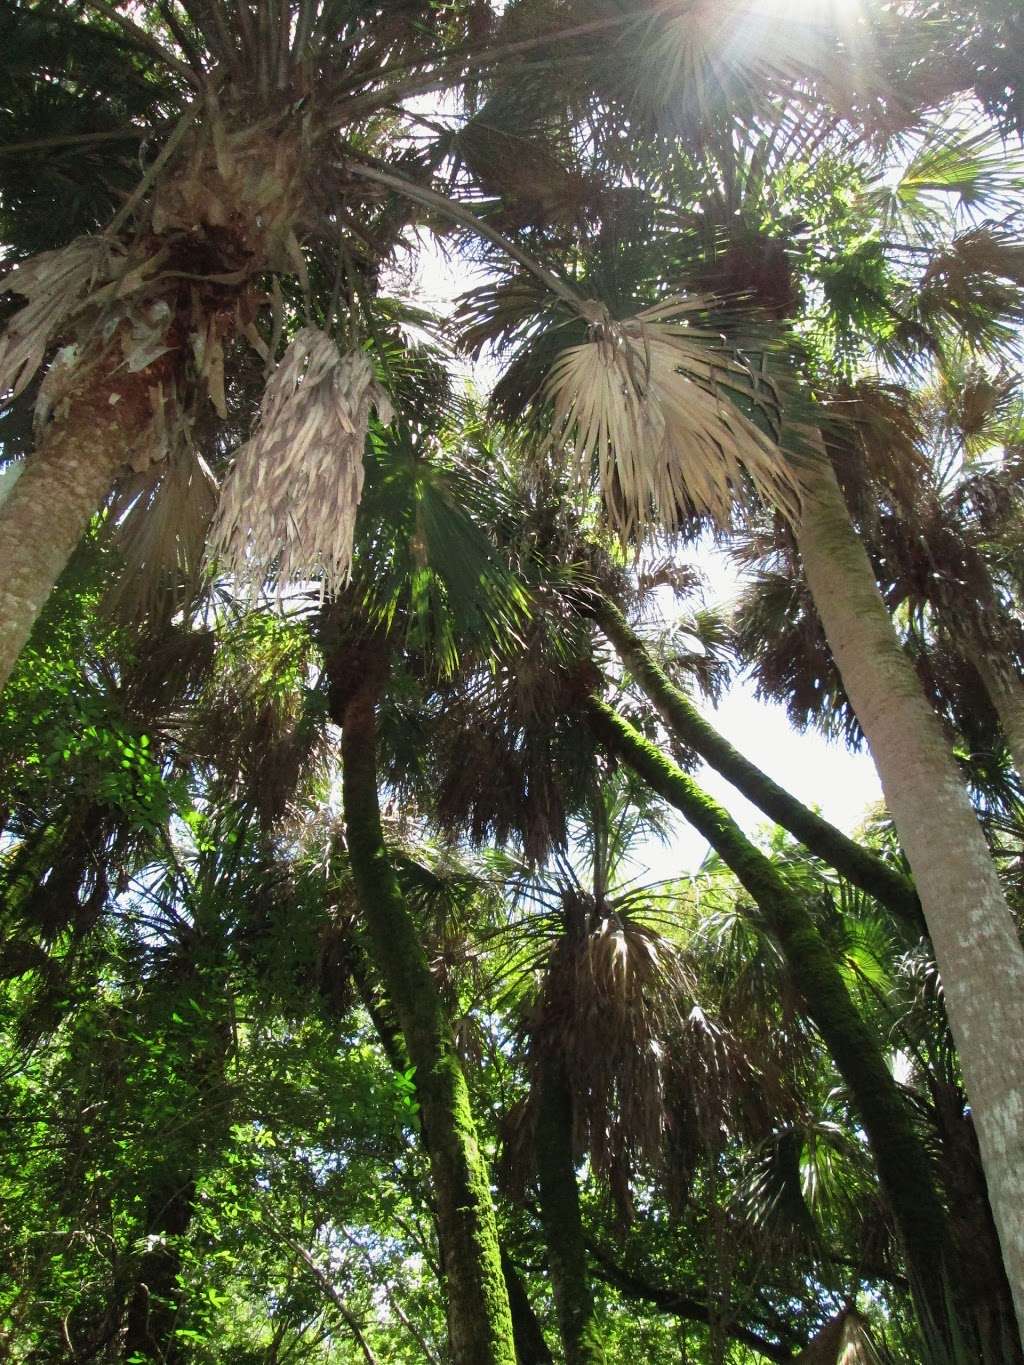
342, 684, 516, 1365
535, 1055, 606, 1365
594, 599, 923, 934
586, 694, 957, 1341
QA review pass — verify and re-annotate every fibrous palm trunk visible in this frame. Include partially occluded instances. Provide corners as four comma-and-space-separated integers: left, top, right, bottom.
593, 598, 923, 933
586, 696, 962, 1347
794, 450, 1024, 1338
340, 676, 517, 1365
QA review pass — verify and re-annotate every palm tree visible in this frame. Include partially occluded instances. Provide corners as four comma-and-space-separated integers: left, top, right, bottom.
319, 422, 543, 1362
583, 695, 965, 1349
485, 102, 1024, 1327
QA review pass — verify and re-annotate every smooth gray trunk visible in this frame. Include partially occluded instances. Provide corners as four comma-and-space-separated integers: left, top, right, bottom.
794, 450, 1024, 1337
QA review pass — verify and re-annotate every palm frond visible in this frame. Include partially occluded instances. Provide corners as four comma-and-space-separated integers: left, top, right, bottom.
208, 327, 393, 598
543, 299, 795, 537
0, 236, 114, 399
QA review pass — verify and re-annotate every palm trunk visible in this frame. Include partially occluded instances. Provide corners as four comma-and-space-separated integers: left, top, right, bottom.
594, 599, 923, 933
348, 942, 552, 1365
965, 645, 1024, 781
535, 1054, 605, 1365
340, 679, 517, 1365
586, 695, 962, 1346
794, 451, 1024, 1337
0, 421, 124, 690
500, 1252, 555, 1365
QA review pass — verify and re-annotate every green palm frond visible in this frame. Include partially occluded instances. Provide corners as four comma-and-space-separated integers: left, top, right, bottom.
865, 128, 1024, 239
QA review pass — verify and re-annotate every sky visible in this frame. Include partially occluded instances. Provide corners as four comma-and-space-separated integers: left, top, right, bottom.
636, 546, 883, 876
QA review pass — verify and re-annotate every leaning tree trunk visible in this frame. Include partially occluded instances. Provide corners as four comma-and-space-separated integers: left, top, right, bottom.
593, 599, 923, 933
340, 678, 517, 1365
0, 339, 177, 691
0, 419, 124, 690
586, 696, 964, 1348
534, 1053, 605, 1365
794, 450, 1024, 1337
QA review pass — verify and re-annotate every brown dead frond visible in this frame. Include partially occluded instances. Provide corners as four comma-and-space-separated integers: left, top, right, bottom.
105, 443, 219, 622
208, 327, 393, 597
796, 1308, 883, 1364
0, 237, 115, 399
529, 910, 688, 1204
544, 298, 795, 538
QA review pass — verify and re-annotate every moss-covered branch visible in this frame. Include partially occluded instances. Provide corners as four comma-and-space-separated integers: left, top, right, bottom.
594, 600, 923, 934
586, 694, 957, 1340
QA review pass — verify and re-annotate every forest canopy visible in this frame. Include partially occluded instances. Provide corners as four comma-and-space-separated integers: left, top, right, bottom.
1, 0, 1023, 1360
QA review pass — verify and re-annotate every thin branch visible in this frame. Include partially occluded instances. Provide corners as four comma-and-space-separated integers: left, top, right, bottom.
277, 1232, 381, 1365
587, 1246, 797, 1362
344, 161, 584, 312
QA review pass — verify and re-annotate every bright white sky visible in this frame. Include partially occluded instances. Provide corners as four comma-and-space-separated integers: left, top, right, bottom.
403, 225, 885, 878
642, 547, 883, 876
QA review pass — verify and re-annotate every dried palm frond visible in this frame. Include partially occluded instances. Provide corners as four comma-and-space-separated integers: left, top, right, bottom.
0, 236, 115, 398
532, 911, 686, 1181
105, 443, 218, 622
208, 327, 393, 597
796, 1307, 883, 1364
544, 299, 795, 538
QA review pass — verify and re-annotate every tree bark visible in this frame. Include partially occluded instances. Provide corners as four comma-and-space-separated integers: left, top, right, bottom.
586, 696, 961, 1346
534, 1054, 605, 1365
594, 598, 923, 934
966, 645, 1024, 781
0, 424, 124, 691
794, 451, 1024, 1338
348, 938, 553, 1365
340, 679, 517, 1365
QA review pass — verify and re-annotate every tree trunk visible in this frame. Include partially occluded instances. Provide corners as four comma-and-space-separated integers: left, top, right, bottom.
500, 1252, 555, 1365
123, 1178, 195, 1363
794, 451, 1024, 1338
594, 598, 923, 933
586, 696, 962, 1347
535, 1054, 605, 1365
348, 937, 553, 1365
0, 424, 124, 690
340, 680, 517, 1365
966, 645, 1024, 781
